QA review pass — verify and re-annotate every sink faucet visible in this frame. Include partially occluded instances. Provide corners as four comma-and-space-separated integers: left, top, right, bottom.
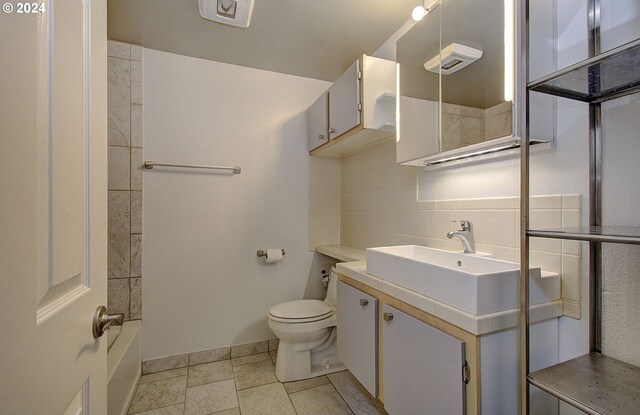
447, 220, 476, 254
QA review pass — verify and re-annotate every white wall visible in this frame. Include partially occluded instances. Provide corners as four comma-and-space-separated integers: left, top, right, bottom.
142, 49, 331, 360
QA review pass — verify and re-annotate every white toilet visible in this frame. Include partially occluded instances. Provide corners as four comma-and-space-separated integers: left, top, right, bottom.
268, 267, 345, 382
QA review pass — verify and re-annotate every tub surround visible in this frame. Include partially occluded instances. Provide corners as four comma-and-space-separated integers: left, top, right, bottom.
107, 40, 144, 322
107, 321, 141, 415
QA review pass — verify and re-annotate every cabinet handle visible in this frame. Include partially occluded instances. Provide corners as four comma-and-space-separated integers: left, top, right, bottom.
329, 128, 336, 134
318, 134, 325, 140
360, 299, 369, 307
383, 312, 394, 322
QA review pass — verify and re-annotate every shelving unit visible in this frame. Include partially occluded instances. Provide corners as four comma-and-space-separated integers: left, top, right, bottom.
520, 1, 640, 414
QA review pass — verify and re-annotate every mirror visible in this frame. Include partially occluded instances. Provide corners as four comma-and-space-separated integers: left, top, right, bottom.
396, 0, 514, 164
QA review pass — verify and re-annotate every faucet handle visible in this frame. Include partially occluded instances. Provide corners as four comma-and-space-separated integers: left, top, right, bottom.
452, 220, 472, 231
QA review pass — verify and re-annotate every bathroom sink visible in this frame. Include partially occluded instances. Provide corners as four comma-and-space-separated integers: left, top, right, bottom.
366, 245, 559, 315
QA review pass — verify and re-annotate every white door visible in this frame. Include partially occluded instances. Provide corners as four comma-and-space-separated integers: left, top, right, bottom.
383, 305, 465, 415
0, 1, 108, 414
329, 59, 361, 139
337, 281, 378, 397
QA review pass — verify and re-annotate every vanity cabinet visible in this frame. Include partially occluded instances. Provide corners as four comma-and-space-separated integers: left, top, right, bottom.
337, 281, 378, 397
308, 55, 396, 157
336, 262, 560, 414
307, 92, 329, 151
382, 305, 465, 415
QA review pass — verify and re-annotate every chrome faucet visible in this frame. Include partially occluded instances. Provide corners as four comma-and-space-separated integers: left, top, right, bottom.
447, 220, 476, 254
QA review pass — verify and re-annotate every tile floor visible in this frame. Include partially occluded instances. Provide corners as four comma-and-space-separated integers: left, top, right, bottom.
128, 351, 388, 415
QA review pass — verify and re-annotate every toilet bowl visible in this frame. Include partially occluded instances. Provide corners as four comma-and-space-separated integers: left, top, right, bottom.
268, 268, 345, 382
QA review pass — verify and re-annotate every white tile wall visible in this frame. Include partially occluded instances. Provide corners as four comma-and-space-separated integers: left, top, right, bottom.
308, 157, 341, 249
319, 137, 583, 318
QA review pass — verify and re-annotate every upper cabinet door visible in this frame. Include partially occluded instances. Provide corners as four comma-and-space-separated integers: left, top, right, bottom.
329, 59, 361, 140
307, 91, 329, 151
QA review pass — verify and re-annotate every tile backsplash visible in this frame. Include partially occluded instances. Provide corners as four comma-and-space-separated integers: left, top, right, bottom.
309, 137, 582, 319
107, 40, 144, 321
308, 157, 341, 250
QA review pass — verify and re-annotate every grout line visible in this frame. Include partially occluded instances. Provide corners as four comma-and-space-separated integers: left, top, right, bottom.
284, 382, 299, 415
327, 376, 356, 415
182, 372, 188, 415
128, 375, 188, 415
232, 359, 242, 415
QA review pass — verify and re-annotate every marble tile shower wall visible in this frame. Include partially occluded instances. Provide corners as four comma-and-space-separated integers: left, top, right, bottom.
340, 137, 582, 317
107, 40, 143, 321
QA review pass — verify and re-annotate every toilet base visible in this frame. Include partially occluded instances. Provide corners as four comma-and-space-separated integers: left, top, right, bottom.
274, 342, 345, 382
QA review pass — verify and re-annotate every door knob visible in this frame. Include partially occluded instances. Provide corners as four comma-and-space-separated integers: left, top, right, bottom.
329, 128, 336, 134
360, 299, 369, 307
318, 134, 325, 140
383, 312, 394, 322
93, 305, 124, 338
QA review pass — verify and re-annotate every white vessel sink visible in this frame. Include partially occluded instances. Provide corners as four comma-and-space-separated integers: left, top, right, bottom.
366, 245, 559, 316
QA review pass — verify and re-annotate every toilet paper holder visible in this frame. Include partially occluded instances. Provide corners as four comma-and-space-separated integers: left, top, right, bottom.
256, 249, 285, 258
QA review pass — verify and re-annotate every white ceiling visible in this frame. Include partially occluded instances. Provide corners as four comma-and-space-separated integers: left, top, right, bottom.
107, 0, 417, 81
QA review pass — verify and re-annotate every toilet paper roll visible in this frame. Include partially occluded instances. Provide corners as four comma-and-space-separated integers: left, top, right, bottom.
265, 248, 283, 263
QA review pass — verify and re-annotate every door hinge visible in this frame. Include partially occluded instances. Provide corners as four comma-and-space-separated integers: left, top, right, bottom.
462, 361, 470, 384
358, 70, 362, 80
358, 103, 362, 111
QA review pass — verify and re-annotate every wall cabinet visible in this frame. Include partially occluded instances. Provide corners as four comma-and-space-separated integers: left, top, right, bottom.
337, 281, 378, 397
382, 305, 465, 415
307, 92, 329, 151
329, 61, 361, 140
308, 55, 396, 157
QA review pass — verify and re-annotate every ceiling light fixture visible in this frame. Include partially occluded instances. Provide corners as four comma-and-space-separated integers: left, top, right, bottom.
411, 0, 440, 22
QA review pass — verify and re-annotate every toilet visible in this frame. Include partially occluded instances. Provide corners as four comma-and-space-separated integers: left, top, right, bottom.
268, 267, 345, 382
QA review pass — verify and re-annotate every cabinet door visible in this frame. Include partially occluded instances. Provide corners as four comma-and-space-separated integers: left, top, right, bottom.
337, 281, 377, 397
307, 92, 329, 151
329, 59, 361, 140
383, 305, 465, 415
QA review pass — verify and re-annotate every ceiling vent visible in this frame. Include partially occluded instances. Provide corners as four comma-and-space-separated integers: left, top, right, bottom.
198, 0, 255, 28
424, 43, 483, 75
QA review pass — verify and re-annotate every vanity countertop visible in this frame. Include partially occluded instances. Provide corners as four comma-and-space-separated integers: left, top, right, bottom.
336, 260, 564, 336
315, 245, 366, 262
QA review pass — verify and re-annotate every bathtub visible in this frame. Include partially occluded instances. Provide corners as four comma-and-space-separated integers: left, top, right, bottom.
107, 320, 141, 415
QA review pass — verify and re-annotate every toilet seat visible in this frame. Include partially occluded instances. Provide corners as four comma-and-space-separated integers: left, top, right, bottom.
269, 300, 333, 324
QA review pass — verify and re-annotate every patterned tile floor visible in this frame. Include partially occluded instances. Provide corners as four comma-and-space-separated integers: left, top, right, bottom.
128, 351, 389, 415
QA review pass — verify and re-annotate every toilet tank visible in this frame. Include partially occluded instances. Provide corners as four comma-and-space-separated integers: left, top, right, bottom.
325, 267, 338, 308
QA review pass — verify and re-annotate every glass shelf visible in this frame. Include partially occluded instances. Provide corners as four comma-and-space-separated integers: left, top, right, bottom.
528, 353, 640, 415
527, 226, 640, 245
528, 38, 640, 103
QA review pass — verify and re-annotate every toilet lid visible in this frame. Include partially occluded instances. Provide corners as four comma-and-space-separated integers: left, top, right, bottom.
269, 300, 332, 321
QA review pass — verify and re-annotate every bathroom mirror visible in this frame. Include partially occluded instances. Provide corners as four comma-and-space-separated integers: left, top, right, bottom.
396, 0, 516, 165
